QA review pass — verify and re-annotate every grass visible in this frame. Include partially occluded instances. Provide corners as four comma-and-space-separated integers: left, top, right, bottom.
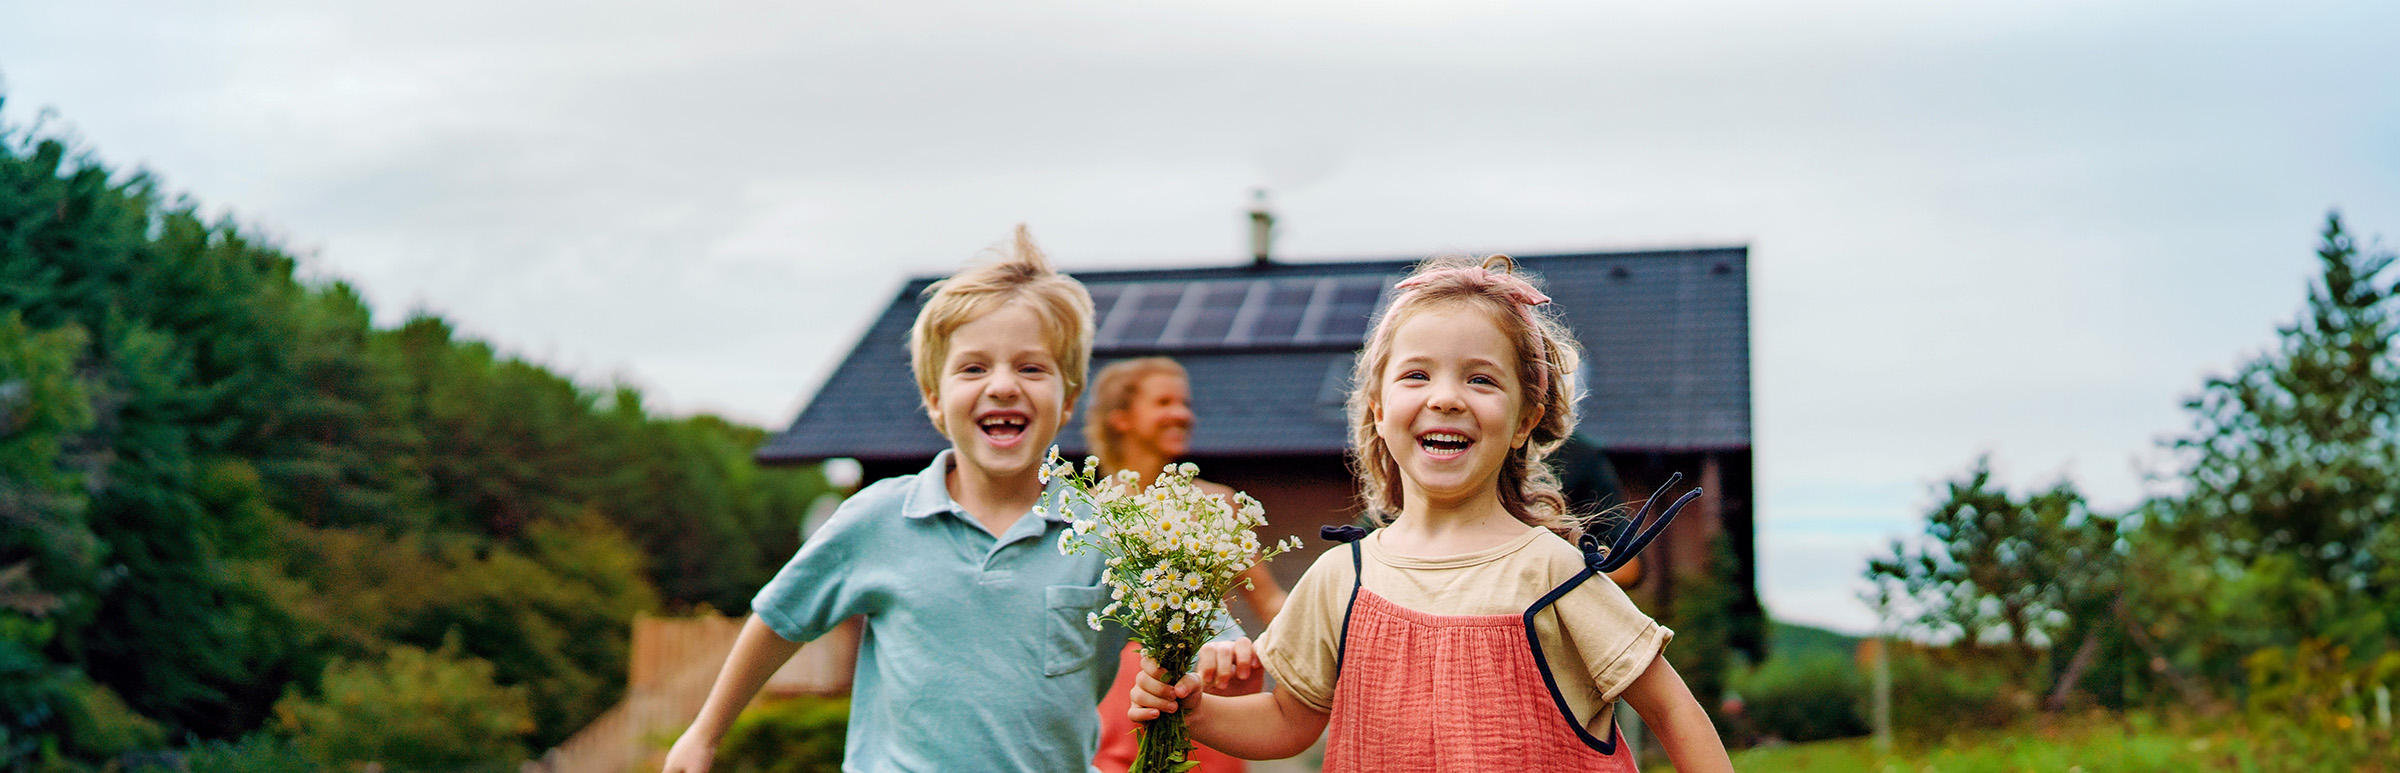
1649, 711, 2381, 772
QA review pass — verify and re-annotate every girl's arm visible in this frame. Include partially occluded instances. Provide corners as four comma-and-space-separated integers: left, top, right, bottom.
661, 615, 807, 773
1618, 654, 1733, 773
1129, 641, 1329, 760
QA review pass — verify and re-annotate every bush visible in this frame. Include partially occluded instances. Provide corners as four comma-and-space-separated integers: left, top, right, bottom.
1737, 652, 1869, 743
169, 734, 315, 773
715, 696, 849, 773
1886, 647, 2027, 738
273, 637, 532, 772
2238, 638, 2400, 767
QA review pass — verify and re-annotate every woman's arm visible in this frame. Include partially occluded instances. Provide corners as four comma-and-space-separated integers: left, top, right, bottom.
661, 615, 808, 773
1235, 563, 1289, 624
1617, 654, 1733, 773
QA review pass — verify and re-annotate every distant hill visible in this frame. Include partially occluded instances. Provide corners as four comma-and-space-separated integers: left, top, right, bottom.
1769, 620, 1862, 661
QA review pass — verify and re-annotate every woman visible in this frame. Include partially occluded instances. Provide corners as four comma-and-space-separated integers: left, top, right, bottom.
1086, 357, 1287, 773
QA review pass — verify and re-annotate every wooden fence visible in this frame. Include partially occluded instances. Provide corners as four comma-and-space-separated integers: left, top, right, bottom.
522, 614, 858, 773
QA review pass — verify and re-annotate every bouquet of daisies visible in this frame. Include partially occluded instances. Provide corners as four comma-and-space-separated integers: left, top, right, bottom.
1045, 447, 1300, 773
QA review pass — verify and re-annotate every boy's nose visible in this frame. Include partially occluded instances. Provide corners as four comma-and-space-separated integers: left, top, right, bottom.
987, 371, 1023, 399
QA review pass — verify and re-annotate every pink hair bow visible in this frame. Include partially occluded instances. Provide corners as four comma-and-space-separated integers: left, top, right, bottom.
1391, 265, 1556, 397
1394, 266, 1552, 307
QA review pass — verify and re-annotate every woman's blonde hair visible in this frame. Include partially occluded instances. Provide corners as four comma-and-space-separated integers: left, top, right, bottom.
907, 225, 1096, 425
1083, 357, 1189, 472
1346, 255, 1584, 535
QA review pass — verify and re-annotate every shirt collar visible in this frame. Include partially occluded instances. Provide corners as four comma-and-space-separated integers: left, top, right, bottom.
901, 449, 1072, 523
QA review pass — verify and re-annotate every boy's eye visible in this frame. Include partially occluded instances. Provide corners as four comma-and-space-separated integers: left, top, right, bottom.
959, 363, 987, 375
1397, 370, 1429, 381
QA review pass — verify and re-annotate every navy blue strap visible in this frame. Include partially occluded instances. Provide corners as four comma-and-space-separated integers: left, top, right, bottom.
1523, 568, 1621, 755
1526, 474, 1702, 756
1334, 539, 1364, 677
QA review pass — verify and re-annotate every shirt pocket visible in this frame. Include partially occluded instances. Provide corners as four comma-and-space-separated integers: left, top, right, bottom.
1043, 584, 1107, 677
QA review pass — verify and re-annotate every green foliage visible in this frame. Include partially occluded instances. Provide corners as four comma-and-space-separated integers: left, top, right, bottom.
1885, 646, 2029, 737
1735, 652, 1868, 743
274, 637, 533, 773
716, 696, 850, 773
1, 96, 830, 765
281, 518, 658, 748
171, 734, 316, 773
1866, 460, 2118, 659
2135, 212, 2400, 704
1663, 535, 1743, 736
2239, 638, 2399, 766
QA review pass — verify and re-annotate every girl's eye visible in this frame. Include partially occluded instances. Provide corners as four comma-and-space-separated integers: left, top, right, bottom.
1018, 364, 1048, 376
1469, 375, 1499, 387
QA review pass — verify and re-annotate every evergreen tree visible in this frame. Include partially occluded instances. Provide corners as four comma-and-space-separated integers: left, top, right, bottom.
2136, 211, 2400, 685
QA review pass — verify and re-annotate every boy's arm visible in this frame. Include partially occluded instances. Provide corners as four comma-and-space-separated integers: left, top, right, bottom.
1618, 654, 1732, 773
661, 616, 807, 773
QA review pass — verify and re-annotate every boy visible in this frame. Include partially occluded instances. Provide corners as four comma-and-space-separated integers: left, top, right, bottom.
663, 227, 1177, 771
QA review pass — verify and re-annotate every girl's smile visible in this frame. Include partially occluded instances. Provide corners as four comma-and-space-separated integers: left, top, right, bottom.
1373, 305, 1535, 514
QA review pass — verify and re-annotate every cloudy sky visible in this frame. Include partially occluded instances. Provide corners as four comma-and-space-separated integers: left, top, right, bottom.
6, 0, 2395, 633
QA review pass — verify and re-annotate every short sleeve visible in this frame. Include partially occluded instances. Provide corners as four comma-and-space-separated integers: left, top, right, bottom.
1252, 545, 1357, 714
750, 481, 898, 643
1550, 552, 1673, 708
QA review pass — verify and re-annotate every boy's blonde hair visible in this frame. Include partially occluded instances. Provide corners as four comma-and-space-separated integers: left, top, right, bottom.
1083, 357, 1189, 472
1346, 255, 1585, 535
908, 226, 1097, 423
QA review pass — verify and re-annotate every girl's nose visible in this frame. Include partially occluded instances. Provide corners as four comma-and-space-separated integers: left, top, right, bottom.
1426, 381, 1467, 412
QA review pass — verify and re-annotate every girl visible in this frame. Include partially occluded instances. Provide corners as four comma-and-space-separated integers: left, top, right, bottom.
1128, 256, 1733, 772
1085, 357, 1288, 773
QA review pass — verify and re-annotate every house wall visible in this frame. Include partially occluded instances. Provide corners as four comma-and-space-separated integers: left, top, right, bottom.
849, 448, 1760, 657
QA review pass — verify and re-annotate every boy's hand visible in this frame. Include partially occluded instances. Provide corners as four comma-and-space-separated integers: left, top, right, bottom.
1195, 637, 1263, 697
1127, 639, 1263, 724
660, 731, 714, 772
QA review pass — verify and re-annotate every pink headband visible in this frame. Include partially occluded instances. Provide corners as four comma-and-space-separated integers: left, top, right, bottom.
1393, 266, 1552, 307
1388, 265, 1556, 397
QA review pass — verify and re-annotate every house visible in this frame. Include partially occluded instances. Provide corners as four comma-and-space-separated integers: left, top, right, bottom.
759, 245, 1761, 658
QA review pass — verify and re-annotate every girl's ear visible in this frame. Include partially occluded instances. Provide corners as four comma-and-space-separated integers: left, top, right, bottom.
1106, 408, 1133, 434
1513, 403, 1546, 449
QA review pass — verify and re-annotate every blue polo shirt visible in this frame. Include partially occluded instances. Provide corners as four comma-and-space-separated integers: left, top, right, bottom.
752, 451, 1133, 772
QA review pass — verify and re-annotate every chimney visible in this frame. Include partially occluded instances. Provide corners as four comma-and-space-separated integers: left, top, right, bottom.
1248, 188, 1275, 268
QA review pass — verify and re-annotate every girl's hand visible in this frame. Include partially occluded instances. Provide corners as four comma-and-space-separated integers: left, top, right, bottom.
1128, 650, 1201, 723
1127, 639, 1264, 724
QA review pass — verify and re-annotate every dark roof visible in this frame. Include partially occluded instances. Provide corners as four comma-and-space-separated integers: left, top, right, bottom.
760, 247, 1751, 464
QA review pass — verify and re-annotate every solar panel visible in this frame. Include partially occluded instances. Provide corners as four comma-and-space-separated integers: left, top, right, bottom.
1166, 281, 1251, 345
1086, 274, 1397, 352
1235, 279, 1317, 345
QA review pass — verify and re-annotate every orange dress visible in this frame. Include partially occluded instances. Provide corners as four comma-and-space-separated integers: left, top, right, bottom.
1096, 643, 1247, 772
1322, 540, 1638, 772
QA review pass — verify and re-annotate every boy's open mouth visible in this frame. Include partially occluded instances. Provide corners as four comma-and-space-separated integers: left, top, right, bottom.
977, 412, 1029, 445
1417, 431, 1473, 458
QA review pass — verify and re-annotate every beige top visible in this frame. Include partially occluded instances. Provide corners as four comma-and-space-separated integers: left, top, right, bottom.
1255, 527, 1672, 733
